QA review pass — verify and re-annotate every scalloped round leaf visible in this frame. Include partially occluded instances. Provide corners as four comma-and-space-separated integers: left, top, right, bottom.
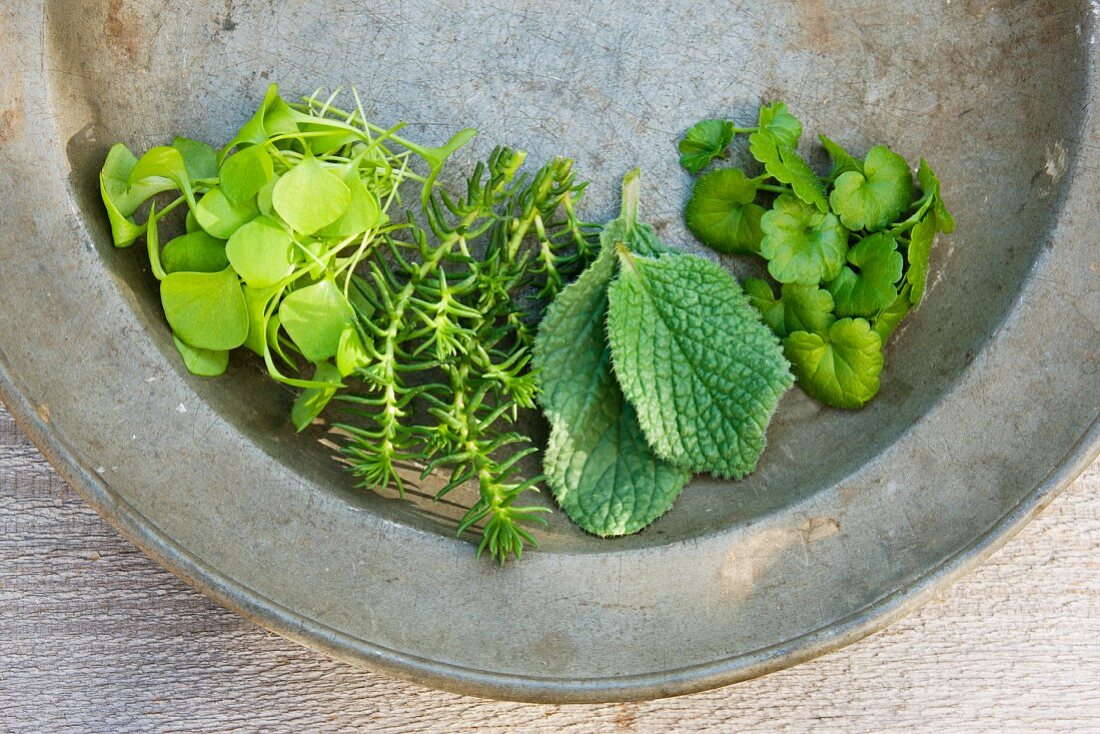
607, 252, 793, 478
784, 318, 883, 409
917, 158, 955, 234
160, 267, 249, 351
279, 278, 356, 363
826, 232, 903, 317
272, 157, 352, 235
172, 335, 229, 377
685, 168, 764, 254
678, 119, 735, 173
225, 215, 295, 288
743, 277, 785, 336
779, 283, 836, 336
194, 187, 260, 239
748, 131, 827, 213
829, 145, 913, 231
161, 231, 230, 274
760, 194, 848, 285
758, 102, 802, 147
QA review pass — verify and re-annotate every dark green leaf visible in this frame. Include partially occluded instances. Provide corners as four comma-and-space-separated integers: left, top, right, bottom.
684, 168, 765, 254
678, 119, 735, 173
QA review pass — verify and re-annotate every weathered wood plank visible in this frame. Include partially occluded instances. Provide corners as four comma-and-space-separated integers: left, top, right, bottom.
1, 406, 1097, 733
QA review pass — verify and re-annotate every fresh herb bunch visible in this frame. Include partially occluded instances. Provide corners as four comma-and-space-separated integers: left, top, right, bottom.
679, 103, 954, 408
99, 84, 598, 563
337, 146, 599, 563
533, 171, 791, 537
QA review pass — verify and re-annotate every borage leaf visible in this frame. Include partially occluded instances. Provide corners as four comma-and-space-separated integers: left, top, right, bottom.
829, 145, 913, 231
827, 232, 903, 318
784, 318, 883, 409
678, 119, 735, 173
760, 193, 848, 285
534, 245, 690, 536
608, 251, 792, 478
685, 167, 764, 254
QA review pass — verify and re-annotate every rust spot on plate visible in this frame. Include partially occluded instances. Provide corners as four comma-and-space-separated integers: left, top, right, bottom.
0, 100, 22, 147
795, 0, 837, 52
106, 0, 143, 64
36, 403, 51, 424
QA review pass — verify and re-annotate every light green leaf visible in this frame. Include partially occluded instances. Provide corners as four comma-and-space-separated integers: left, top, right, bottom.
905, 214, 936, 306
290, 361, 344, 431
608, 252, 793, 478
873, 284, 913, 341
99, 143, 175, 247
242, 284, 280, 356
760, 194, 848, 285
826, 232, 903, 317
749, 131, 828, 212
130, 146, 190, 196
160, 267, 249, 351
272, 157, 352, 235
219, 145, 274, 206
172, 137, 218, 181
684, 167, 765, 254
172, 335, 229, 377
194, 187, 259, 239
743, 278, 785, 335
819, 134, 862, 178
678, 119, 735, 173
784, 318, 883, 409
534, 245, 690, 536
758, 102, 802, 147
225, 215, 295, 288
779, 283, 836, 336
336, 323, 371, 377
161, 231, 230, 274
314, 165, 383, 237
279, 278, 356, 362
220, 83, 298, 160
829, 145, 913, 231
917, 158, 955, 234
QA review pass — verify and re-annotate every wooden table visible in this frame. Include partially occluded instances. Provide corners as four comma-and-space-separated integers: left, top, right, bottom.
1, 405, 1097, 733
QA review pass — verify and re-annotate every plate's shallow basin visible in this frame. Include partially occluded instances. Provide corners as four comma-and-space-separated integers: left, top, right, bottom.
0, 0, 1097, 702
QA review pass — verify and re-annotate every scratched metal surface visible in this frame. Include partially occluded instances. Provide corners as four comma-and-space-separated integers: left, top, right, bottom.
0, 0, 1097, 702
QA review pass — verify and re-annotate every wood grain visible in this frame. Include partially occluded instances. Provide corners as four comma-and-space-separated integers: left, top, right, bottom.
0, 405, 1097, 733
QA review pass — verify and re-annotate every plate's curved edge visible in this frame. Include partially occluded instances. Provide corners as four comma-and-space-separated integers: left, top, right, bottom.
1, 344, 1097, 703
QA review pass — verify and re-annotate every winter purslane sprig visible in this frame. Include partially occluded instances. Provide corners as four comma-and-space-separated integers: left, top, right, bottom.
679, 103, 954, 408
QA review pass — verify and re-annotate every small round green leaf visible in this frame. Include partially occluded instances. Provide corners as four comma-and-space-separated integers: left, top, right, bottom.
160, 267, 249, 351
758, 102, 802, 147
225, 215, 295, 288
172, 137, 218, 181
290, 361, 344, 431
336, 324, 371, 377
829, 145, 913, 231
279, 278, 356, 363
685, 168, 764, 254
272, 158, 352, 235
161, 231, 230, 274
194, 187, 259, 239
784, 318, 883, 409
314, 167, 383, 238
172, 335, 229, 377
760, 194, 848, 285
220, 145, 274, 206
678, 119, 735, 173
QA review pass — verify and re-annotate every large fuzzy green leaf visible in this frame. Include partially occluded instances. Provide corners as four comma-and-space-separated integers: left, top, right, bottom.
607, 251, 792, 478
